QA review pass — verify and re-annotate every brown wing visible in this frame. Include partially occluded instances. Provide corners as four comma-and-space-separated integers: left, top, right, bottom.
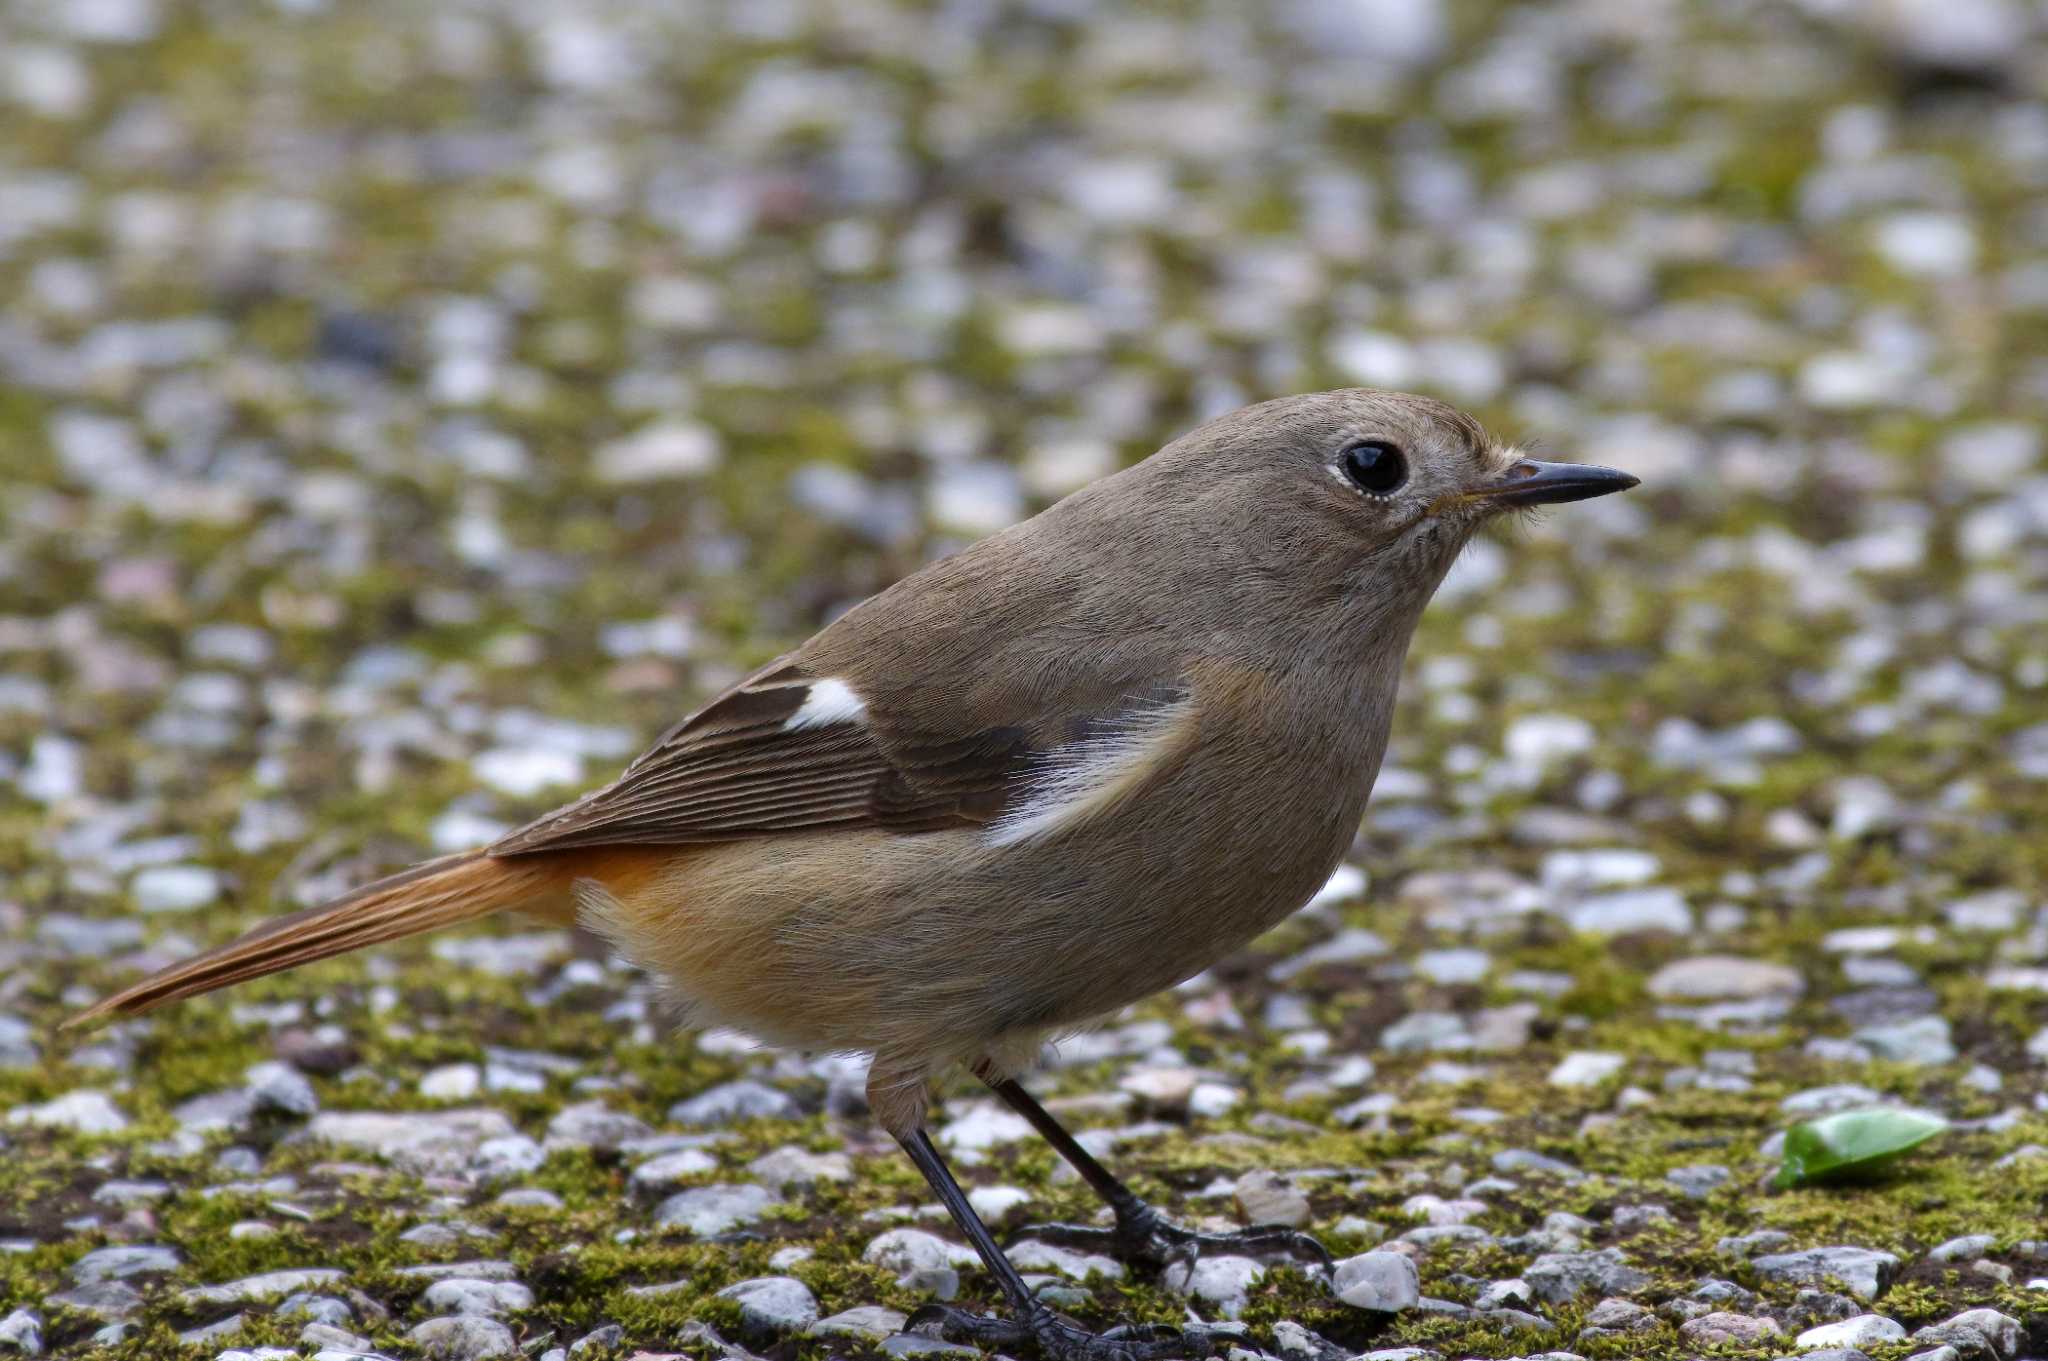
486, 657, 1033, 855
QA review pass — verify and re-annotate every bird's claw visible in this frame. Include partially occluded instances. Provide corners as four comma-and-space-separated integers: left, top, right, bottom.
907, 1303, 1210, 1361
1012, 1200, 1332, 1275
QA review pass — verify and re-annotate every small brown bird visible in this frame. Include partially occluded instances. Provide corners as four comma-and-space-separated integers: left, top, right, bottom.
74, 389, 1637, 1360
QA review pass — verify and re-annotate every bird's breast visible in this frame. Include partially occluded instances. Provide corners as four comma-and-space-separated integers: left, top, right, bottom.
962, 673, 1390, 1027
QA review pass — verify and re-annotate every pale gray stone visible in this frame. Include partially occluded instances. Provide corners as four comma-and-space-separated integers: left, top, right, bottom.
420, 1279, 533, 1316
1526, 1248, 1650, 1303
1665, 1163, 1730, 1199
1332, 1251, 1419, 1312
1751, 1247, 1898, 1301
394, 1260, 520, 1282
303, 1109, 516, 1176
862, 1228, 978, 1300
1927, 1234, 1997, 1263
1162, 1254, 1264, 1318
175, 1311, 245, 1345
1647, 955, 1803, 1000
746, 1144, 851, 1192
0, 1309, 42, 1355
1565, 887, 1692, 935
177, 1269, 347, 1307
1679, 1312, 1780, 1346
173, 1089, 258, 1134
1580, 1297, 1655, 1333
276, 1294, 352, 1326
809, 1306, 908, 1340
629, 1147, 720, 1193
70, 1244, 180, 1283
1234, 1170, 1311, 1226
543, 1100, 652, 1152
668, 1080, 797, 1126
300, 1322, 375, 1352
1476, 1279, 1534, 1310
90, 1179, 170, 1206
1547, 1052, 1624, 1087
407, 1316, 517, 1360
43, 1282, 142, 1321
652, 1183, 775, 1236
1851, 1015, 1955, 1066
1910, 1309, 2022, 1360
1782, 1085, 1887, 1115
244, 1061, 319, 1117
1007, 1239, 1125, 1281
6, 1090, 128, 1134
1797, 1315, 1907, 1349
715, 1275, 819, 1340
935, 1101, 1034, 1151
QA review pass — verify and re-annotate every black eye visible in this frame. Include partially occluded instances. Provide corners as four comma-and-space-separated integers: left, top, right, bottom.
1340, 439, 1408, 496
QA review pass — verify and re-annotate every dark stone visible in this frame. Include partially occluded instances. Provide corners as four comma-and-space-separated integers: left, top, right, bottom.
1826, 987, 1938, 1025
316, 311, 403, 371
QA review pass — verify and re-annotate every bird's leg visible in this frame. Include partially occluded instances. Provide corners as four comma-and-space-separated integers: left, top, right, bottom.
979, 1068, 1331, 1275
874, 1068, 1206, 1361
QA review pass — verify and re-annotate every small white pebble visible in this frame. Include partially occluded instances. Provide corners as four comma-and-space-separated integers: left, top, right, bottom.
419, 1064, 481, 1101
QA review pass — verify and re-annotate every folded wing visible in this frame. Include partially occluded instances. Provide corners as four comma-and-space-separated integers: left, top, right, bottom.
487, 658, 1035, 854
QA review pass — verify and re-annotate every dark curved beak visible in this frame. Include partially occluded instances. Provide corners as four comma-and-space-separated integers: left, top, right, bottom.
1470, 458, 1640, 509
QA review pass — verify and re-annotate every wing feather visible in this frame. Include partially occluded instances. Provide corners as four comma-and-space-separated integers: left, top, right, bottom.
487, 657, 1025, 855
488, 644, 1188, 858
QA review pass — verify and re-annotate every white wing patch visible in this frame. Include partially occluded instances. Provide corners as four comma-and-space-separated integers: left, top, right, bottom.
782, 677, 867, 731
987, 696, 1195, 848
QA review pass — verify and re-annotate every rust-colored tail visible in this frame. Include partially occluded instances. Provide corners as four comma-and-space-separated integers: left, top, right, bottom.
67, 850, 576, 1027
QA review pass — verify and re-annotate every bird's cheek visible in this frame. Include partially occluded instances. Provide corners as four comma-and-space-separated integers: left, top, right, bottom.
1418, 489, 1480, 523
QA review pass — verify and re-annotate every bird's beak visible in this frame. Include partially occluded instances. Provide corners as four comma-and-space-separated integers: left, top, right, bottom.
1464, 458, 1640, 509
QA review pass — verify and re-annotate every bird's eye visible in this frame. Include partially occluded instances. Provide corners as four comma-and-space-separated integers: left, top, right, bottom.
1340, 440, 1408, 496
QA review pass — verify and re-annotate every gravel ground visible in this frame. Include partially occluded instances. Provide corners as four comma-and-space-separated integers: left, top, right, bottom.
3, 1, 2048, 1359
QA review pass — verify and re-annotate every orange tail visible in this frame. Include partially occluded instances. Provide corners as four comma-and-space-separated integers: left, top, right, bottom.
68, 849, 577, 1027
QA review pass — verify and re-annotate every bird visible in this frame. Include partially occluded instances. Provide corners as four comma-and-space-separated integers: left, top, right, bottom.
71, 389, 1639, 1360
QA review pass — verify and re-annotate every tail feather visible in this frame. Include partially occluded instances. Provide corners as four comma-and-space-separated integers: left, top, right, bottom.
67, 849, 573, 1027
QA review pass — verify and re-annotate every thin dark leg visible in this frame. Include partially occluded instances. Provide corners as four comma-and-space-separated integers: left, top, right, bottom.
893, 1129, 1205, 1361
981, 1073, 1153, 1215
981, 1071, 1331, 1273
897, 1129, 1050, 1320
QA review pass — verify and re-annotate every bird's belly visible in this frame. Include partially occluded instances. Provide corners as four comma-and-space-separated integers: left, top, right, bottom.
579, 782, 1361, 1069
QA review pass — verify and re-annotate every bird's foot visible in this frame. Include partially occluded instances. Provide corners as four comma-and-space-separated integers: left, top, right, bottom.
1012, 1198, 1331, 1275
907, 1303, 1211, 1361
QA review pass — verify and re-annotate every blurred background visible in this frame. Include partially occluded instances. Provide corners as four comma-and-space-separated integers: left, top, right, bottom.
2, 0, 2048, 1356
3, 0, 2045, 925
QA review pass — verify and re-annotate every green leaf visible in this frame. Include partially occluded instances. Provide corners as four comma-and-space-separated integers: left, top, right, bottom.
1774, 1107, 1948, 1189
